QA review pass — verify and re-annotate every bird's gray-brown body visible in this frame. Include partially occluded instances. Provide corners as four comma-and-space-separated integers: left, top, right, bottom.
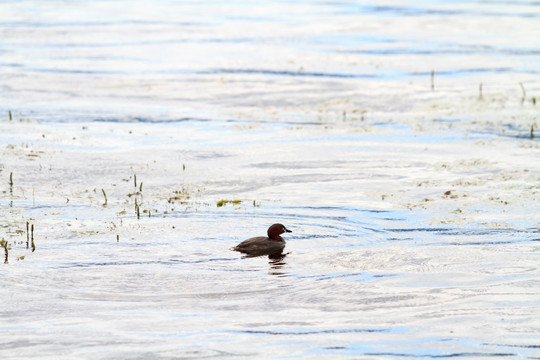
233, 224, 291, 256
233, 236, 285, 256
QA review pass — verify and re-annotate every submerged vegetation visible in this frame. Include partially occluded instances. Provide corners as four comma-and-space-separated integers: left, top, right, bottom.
168, 188, 191, 204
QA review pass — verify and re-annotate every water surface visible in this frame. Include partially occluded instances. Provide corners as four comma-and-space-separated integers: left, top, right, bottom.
1, 1, 539, 359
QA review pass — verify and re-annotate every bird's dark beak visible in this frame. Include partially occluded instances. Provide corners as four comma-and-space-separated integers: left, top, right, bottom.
284, 227, 292, 233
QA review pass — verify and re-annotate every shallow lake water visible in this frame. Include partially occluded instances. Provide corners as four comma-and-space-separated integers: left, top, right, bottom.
1, 1, 540, 359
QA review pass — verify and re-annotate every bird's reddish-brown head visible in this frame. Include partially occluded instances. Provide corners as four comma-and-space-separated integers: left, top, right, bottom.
267, 223, 292, 240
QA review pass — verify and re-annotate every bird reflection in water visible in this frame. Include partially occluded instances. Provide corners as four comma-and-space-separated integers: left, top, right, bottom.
269, 251, 289, 276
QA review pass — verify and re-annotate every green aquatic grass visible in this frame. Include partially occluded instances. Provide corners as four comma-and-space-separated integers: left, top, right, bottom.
1, 238, 9, 264
1, 221, 34, 263
102, 188, 108, 206
30, 224, 35, 252
478, 83, 483, 100
217, 199, 242, 207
